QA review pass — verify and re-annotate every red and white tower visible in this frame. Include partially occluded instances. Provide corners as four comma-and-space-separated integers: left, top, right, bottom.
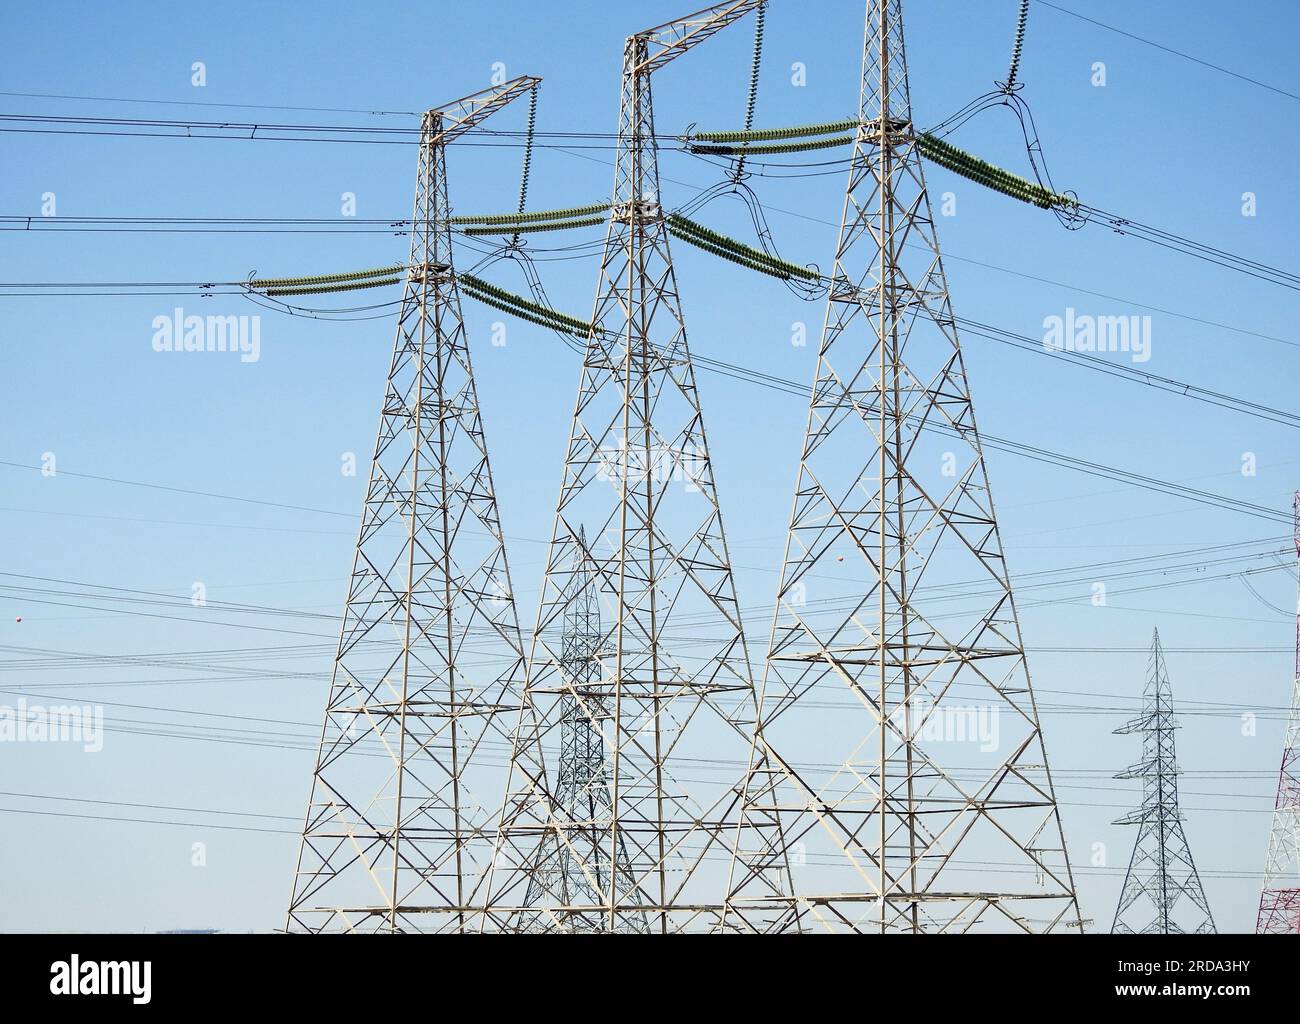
1257, 491, 1300, 933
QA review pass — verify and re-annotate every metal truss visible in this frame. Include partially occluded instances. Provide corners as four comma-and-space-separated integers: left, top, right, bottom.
519, 526, 648, 932
285, 78, 539, 933
722, 0, 1081, 933
1258, 491, 1300, 933
481, 0, 789, 934
1112, 630, 1216, 934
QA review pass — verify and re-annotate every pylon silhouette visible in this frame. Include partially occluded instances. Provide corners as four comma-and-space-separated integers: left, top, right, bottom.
481, 0, 787, 934
1257, 491, 1300, 933
722, 0, 1081, 933
519, 526, 648, 932
285, 78, 539, 933
1112, 629, 1216, 934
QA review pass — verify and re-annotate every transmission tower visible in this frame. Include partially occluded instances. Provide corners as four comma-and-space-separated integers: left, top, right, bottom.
1111, 629, 1215, 934
286, 78, 539, 933
723, 0, 1081, 933
1258, 491, 1300, 933
482, 0, 789, 934
520, 526, 648, 932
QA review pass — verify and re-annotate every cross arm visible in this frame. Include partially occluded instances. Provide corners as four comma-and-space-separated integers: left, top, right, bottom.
425, 75, 541, 145
629, 0, 765, 77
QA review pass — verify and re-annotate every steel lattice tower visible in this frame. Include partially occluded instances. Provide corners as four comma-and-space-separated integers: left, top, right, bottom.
286, 79, 539, 933
1257, 491, 1300, 933
722, 0, 1081, 933
1111, 629, 1215, 934
482, 0, 789, 934
520, 526, 648, 932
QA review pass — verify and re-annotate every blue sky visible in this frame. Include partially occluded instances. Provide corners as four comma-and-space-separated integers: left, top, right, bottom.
2, 0, 1298, 932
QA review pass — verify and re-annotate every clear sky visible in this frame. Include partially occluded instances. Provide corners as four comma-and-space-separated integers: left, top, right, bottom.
2, 0, 1298, 933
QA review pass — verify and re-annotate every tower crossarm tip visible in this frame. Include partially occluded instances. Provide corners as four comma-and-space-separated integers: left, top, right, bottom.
628, 0, 765, 77
424, 75, 541, 145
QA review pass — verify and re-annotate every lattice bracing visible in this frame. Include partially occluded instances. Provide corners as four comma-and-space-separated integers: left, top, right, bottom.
481, 2, 792, 934
722, 0, 1081, 934
286, 80, 538, 933
517, 527, 648, 932
1111, 630, 1216, 934
1257, 491, 1300, 934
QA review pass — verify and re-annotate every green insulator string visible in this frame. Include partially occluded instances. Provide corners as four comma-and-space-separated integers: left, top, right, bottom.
668, 225, 795, 281
462, 215, 606, 237
511, 86, 539, 246
916, 132, 1075, 209
668, 212, 815, 278
1004, 0, 1029, 92
732, 0, 766, 180
666, 213, 819, 281
263, 275, 403, 298
449, 201, 611, 227
689, 117, 857, 145
250, 263, 406, 290
460, 283, 591, 338
457, 272, 593, 335
689, 133, 855, 157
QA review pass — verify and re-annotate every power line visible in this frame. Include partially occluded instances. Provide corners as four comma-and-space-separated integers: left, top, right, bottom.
4, 259, 1294, 426
0, 798, 1272, 883
1033, 0, 1300, 105
0, 89, 422, 117
4, 350, 1290, 529
957, 318, 1300, 429
0, 534, 1289, 650
677, 351, 1295, 525
0, 112, 630, 148
0, 458, 353, 517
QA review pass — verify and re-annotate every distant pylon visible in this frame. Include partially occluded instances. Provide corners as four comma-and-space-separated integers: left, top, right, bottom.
285, 78, 539, 933
520, 526, 648, 932
1111, 629, 1216, 934
481, 0, 787, 934
722, 0, 1081, 933
1257, 491, 1300, 933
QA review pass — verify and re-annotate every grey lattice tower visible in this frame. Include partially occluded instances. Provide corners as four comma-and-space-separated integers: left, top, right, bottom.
723, 0, 1080, 933
1112, 629, 1215, 934
286, 79, 539, 933
520, 526, 648, 932
482, 1, 790, 934
1257, 491, 1300, 933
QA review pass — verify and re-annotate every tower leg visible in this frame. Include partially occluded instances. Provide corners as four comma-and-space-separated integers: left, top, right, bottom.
724, 0, 1080, 934
286, 86, 536, 934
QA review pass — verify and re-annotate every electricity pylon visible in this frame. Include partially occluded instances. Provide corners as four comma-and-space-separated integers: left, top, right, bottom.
1112, 629, 1216, 934
723, 0, 1081, 933
482, 0, 788, 934
520, 526, 648, 932
286, 78, 539, 933
1257, 491, 1300, 933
